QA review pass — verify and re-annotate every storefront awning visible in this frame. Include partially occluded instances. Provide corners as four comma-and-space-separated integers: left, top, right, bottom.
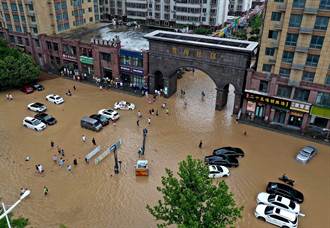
311, 106, 330, 119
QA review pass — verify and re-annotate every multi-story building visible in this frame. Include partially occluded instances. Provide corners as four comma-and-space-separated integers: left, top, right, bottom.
99, 0, 229, 27
0, 0, 99, 36
229, 0, 252, 14
242, 0, 330, 134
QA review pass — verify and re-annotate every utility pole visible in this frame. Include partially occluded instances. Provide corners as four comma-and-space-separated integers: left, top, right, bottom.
113, 145, 119, 174
141, 128, 148, 156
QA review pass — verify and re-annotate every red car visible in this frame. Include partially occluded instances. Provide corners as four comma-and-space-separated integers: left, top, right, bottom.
21, 85, 34, 94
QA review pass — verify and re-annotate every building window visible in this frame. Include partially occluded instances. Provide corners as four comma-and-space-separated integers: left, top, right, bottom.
17, 37, 23, 44
15, 26, 22, 33
2, 2, 8, 10
302, 71, 315, 82
320, 0, 330, 10
53, 43, 58, 51
25, 38, 30, 46
32, 27, 38, 34
285, 33, 298, 46
89, 17, 93, 22
101, 52, 111, 62
46, 41, 52, 50
262, 64, 272, 72
277, 85, 292, 98
10, 3, 18, 11
289, 14, 302, 27
88, 7, 92, 12
316, 92, 330, 107
259, 80, 268, 93
282, 51, 294, 64
279, 68, 291, 78
314, 16, 329, 30
271, 12, 282, 21
293, 88, 310, 102
292, 0, 305, 8
305, 54, 319, 67
310, 36, 324, 49
9, 35, 15, 43
34, 38, 40, 47
268, 30, 278, 39
265, 47, 275, 56
325, 75, 330, 85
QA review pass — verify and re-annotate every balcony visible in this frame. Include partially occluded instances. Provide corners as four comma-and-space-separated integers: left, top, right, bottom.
272, 22, 283, 30
295, 46, 309, 53
288, 79, 300, 87
291, 63, 304, 70
299, 27, 313, 34
304, 7, 318, 14
276, 4, 286, 11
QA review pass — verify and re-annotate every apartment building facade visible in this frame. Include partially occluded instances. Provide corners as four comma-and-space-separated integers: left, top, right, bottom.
229, 0, 252, 14
99, 0, 229, 26
242, 0, 330, 134
0, 0, 100, 36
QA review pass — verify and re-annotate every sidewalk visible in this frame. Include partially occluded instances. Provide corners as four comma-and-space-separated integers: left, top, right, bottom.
239, 118, 330, 146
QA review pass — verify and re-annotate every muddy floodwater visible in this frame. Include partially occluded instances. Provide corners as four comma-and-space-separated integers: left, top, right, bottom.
0, 71, 329, 228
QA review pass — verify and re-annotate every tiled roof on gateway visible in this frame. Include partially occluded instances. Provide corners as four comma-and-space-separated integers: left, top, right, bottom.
144, 30, 258, 53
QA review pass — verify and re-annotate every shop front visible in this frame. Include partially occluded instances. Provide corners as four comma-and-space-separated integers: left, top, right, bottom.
80, 55, 94, 81
244, 91, 291, 121
288, 101, 311, 128
310, 105, 330, 129
120, 66, 145, 89
62, 54, 78, 78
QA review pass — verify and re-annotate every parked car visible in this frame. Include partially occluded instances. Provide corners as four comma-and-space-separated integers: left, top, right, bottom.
98, 109, 120, 121
81, 116, 102, 132
204, 155, 239, 168
257, 192, 300, 214
266, 182, 304, 204
89, 114, 109, 126
255, 204, 298, 228
23, 117, 47, 131
34, 113, 57, 125
213, 147, 245, 157
27, 102, 47, 112
46, 94, 64, 104
296, 146, 317, 164
208, 165, 230, 178
114, 101, 135, 110
32, 83, 44, 91
21, 85, 34, 94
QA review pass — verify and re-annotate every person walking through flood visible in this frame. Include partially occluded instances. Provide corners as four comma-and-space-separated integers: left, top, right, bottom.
73, 159, 78, 166
137, 119, 140, 126
201, 91, 205, 101
148, 117, 151, 125
92, 137, 96, 146
198, 140, 203, 149
50, 141, 54, 148
137, 111, 142, 118
82, 135, 86, 142
43, 186, 48, 196
67, 165, 72, 172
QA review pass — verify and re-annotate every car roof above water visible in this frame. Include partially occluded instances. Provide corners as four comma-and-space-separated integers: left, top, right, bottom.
81, 116, 99, 124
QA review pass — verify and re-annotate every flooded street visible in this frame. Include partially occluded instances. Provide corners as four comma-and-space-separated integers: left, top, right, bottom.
0, 71, 329, 228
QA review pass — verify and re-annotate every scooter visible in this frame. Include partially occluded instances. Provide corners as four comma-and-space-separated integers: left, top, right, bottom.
279, 174, 295, 186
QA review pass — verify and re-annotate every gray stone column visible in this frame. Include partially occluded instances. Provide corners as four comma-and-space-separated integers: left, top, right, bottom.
215, 88, 226, 110
233, 92, 242, 114
148, 73, 155, 94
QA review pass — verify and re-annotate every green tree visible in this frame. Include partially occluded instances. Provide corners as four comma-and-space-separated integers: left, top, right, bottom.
249, 14, 262, 35
194, 27, 212, 35
0, 39, 40, 90
147, 155, 242, 228
0, 214, 29, 228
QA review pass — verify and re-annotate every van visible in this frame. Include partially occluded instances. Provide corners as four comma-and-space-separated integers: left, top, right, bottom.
81, 117, 103, 132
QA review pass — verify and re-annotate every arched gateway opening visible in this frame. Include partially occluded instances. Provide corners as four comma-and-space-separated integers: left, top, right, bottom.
144, 31, 258, 114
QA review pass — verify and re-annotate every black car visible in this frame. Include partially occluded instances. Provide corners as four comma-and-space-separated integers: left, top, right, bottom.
34, 113, 57, 125
213, 147, 245, 157
90, 114, 109, 126
204, 155, 239, 168
266, 182, 304, 204
32, 83, 44, 91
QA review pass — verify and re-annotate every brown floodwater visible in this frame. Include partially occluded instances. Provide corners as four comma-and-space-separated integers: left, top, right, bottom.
0, 71, 329, 228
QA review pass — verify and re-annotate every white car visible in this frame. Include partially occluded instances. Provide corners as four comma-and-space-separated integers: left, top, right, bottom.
257, 192, 300, 215
46, 94, 64, 104
27, 102, 47, 112
208, 165, 230, 178
114, 101, 135, 110
98, 109, 120, 121
255, 204, 298, 228
23, 117, 47, 131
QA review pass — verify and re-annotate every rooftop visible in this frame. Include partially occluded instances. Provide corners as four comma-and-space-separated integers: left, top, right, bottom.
144, 30, 259, 53
55, 23, 150, 51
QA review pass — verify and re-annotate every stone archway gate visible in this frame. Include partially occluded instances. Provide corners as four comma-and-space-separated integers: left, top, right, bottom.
144, 31, 258, 114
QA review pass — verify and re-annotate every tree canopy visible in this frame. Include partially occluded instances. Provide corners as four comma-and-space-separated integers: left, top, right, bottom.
0, 39, 40, 90
147, 155, 242, 228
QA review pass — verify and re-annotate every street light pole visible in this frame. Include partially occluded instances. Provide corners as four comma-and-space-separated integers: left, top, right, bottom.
141, 128, 148, 156
113, 145, 119, 174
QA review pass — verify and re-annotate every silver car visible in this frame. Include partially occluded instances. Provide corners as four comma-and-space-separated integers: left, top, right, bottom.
296, 146, 317, 164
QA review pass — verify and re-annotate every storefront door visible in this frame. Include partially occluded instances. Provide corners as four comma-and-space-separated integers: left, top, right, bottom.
273, 110, 286, 124
255, 105, 265, 118
288, 112, 303, 127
